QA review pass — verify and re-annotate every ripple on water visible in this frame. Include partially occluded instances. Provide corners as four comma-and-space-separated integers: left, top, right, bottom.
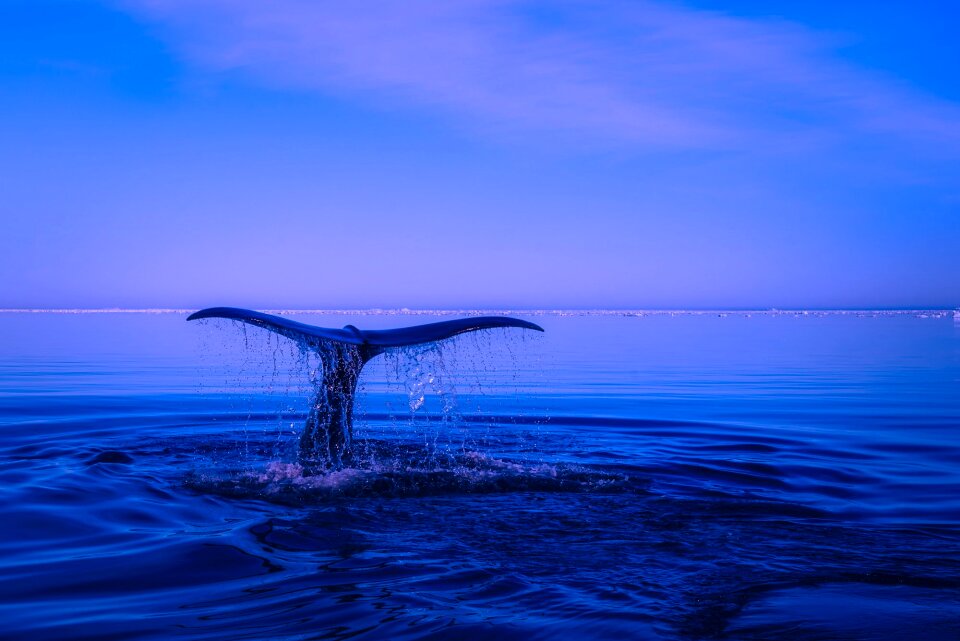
723, 583, 960, 641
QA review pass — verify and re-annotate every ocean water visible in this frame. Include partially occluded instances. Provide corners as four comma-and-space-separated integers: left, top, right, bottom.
1, 311, 959, 640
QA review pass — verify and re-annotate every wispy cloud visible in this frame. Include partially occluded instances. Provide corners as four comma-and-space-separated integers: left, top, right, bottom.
122, 0, 960, 150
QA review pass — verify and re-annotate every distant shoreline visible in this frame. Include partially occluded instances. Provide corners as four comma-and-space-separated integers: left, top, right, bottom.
0, 308, 955, 317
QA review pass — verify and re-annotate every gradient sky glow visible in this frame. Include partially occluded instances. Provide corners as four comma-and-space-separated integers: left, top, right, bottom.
1, 0, 958, 309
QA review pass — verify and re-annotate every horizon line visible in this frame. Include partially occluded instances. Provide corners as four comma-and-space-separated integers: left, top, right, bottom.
0, 308, 957, 315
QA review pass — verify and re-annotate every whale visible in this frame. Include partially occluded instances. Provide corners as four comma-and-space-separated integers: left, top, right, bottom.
187, 307, 544, 466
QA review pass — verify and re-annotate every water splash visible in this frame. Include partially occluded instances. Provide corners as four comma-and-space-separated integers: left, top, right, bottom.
186, 446, 647, 504
193, 319, 545, 479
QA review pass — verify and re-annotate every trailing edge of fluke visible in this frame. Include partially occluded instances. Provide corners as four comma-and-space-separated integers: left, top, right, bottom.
186, 307, 544, 349
186, 307, 544, 467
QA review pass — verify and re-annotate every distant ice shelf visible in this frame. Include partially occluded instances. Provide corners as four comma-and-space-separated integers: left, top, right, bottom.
0, 308, 956, 319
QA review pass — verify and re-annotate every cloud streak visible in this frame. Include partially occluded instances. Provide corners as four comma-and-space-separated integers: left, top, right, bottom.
123, 0, 960, 151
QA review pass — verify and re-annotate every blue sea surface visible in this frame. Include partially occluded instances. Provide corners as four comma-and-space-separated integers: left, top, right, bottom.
1, 311, 959, 640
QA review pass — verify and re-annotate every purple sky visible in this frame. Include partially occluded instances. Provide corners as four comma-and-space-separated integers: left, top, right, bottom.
2, 1, 958, 308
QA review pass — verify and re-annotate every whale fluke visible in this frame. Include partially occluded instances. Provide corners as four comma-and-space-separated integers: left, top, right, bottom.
187, 307, 543, 348
188, 307, 543, 466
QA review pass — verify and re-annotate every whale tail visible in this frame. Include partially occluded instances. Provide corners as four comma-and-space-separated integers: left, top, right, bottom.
187, 307, 543, 466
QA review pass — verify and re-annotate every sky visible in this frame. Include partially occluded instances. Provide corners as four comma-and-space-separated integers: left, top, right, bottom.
1, 0, 958, 309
